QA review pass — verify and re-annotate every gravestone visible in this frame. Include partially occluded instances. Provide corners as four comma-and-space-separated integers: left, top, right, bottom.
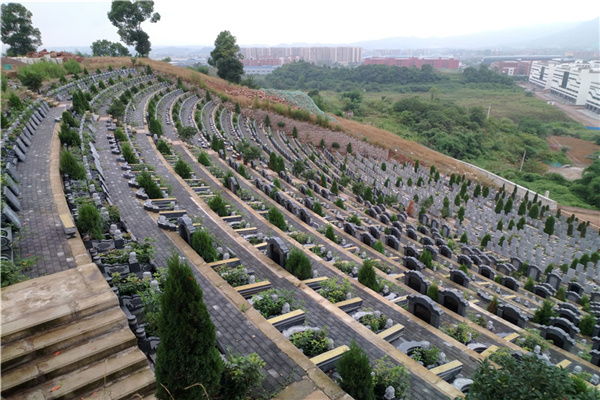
404, 256, 425, 271
546, 272, 561, 290
439, 245, 453, 259
404, 246, 419, 259
407, 295, 443, 328
227, 176, 238, 194
386, 235, 401, 251
532, 284, 553, 299
267, 237, 290, 268
527, 264, 542, 282
539, 325, 576, 351
404, 270, 430, 294
298, 207, 312, 225
344, 222, 358, 238
450, 270, 471, 289
361, 232, 376, 248
406, 228, 418, 241
478, 265, 495, 280
549, 317, 580, 339
502, 276, 520, 293
496, 303, 528, 328
457, 255, 473, 269
439, 289, 469, 316
177, 215, 196, 245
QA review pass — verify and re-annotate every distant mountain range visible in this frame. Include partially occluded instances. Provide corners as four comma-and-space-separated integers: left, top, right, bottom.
349, 18, 599, 50
39, 18, 599, 57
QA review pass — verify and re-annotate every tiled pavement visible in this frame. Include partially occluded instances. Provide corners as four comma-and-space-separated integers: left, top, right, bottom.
16, 104, 76, 278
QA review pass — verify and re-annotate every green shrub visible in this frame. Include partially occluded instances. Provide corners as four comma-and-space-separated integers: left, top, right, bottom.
219, 351, 265, 400
324, 224, 337, 243
442, 322, 479, 344
373, 240, 385, 254
284, 247, 312, 280
469, 354, 596, 400
579, 314, 597, 336
191, 228, 218, 263
426, 282, 439, 302
59, 150, 86, 180
532, 299, 557, 325
58, 122, 81, 147
319, 277, 352, 303
487, 295, 499, 314
334, 197, 345, 209
77, 202, 102, 239
348, 214, 361, 226
313, 201, 324, 217
208, 194, 229, 217
63, 59, 81, 74
137, 171, 163, 199
360, 312, 389, 332
290, 327, 329, 358
358, 260, 380, 292
156, 139, 171, 155
197, 150, 211, 166
336, 340, 374, 400
372, 356, 410, 400
250, 289, 295, 318
121, 142, 137, 164
174, 157, 192, 179
419, 249, 433, 269
217, 265, 251, 287
517, 329, 550, 352
267, 207, 287, 231
412, 346, 440, 367
1, 257, 35, 287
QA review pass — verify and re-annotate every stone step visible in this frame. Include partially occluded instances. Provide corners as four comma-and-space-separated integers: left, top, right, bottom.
2, 290, 117, 344
1, 307, 127, 370
1, 264, 118, 344
4, 346, 148, 400
2, 328, 136, 395
78, 367, 156, 400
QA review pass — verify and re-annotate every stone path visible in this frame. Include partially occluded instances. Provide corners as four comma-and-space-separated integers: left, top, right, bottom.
16, 104, 76, 278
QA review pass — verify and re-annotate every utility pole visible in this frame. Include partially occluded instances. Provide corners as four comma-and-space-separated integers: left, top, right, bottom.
487, 102, 492, 119
519, 149, 527, 172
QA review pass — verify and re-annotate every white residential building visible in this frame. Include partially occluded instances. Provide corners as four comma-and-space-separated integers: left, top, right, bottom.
529, 61, 558, 90
549, 61, 600, 105
585, 80, 600, 114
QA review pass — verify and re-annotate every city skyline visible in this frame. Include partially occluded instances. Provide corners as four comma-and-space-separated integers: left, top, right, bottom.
4, 0, 599, 49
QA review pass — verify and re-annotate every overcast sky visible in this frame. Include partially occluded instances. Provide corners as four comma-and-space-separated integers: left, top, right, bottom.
6, 0, 600, 48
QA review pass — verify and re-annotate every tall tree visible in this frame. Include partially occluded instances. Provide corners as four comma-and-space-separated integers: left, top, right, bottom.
91, 39, 131, 57
107, 0, 160, 57
208, 30, 244, 84
155, 252, 223, 399
1, 3, 42, 56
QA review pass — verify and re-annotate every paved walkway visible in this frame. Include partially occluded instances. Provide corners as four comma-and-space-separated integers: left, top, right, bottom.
16, 104, 76, 278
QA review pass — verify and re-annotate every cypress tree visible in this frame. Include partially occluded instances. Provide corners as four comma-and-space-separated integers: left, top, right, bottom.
543, 215, 555, 235
473, 183, 481, 198
358, 260, 380, 292
482, 185, 490, 197
325, 224, 337, 243
330, 179, 339, 195
529, 203, 540, 219
517, 216, 526, 230
495, 197, 504, 214
517, 200, 527, 216
155, 252, 223, 399
337, 341, 374, 400
504, 197, 513, 213
174, 157, 192, 179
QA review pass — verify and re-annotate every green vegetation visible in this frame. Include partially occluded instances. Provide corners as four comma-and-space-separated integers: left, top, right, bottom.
267, 207, 287, 231
155, 252, 223, 400
191, 228, 218, 263
284, 247, 312, 280
173, 157, 192, 179
76, 202, 102, 239
290, 327, 330, 358
358, 259, 380, 292
467, 354, 598, 400
336, 341, 374, 400
59, 150, 86, 180
257, 62, 599, 209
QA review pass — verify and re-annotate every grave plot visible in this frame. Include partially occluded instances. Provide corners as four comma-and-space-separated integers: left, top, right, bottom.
142, 112, 474, 400
144, 77, 600, 394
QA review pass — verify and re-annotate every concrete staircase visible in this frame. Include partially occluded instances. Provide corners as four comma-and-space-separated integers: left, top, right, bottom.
1, 263, 156, 400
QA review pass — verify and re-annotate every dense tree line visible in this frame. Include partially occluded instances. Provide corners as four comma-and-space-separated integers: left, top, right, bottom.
263, 61, 444, 92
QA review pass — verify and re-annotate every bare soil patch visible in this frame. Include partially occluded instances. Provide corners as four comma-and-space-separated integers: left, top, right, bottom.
546, 166, 584, 181
547, 136, 599, 167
